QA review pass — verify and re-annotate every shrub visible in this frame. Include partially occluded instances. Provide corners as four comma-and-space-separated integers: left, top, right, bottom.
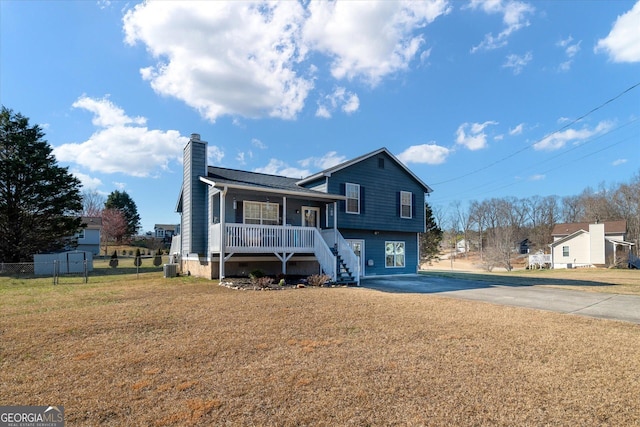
134, 248, 142, 267
249, 269, 265, 280
153, 251, 163, 267
307, 274, 331, 287
251, 276, 273, 289
109, 250, 119, 268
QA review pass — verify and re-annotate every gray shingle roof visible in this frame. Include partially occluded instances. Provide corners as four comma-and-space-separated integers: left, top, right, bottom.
205, 166, 344, 200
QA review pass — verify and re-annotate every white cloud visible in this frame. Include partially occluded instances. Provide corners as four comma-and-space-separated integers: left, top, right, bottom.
556, 36, 581, 71
612, 158, 628, 166
503, 51, 532, 74
72, 95, 145, 127
113, 182, 127, 190
54, 96, 193, 177
456, 121, 498, 150
124, 2, 312, 121
253, 159, 309, 178
595, 1, 640, 63
73, 171, 103, 190
299, 151, 347, 169
122, 1, 450, 122
509, 123, 524, 135
236, 152, 246, 165
252, 138, 267, 150
529, 174, 545, 181
533, 120, 614, 151
304, 1, 451, 86
207, 146, 225, 165
396, 143, 450, 165
315, 87, 360, 118
468, 0, 535, 52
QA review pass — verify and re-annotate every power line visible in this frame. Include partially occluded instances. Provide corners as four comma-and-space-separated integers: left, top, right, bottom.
429, 118, 639, 205
431, 81, 640, 186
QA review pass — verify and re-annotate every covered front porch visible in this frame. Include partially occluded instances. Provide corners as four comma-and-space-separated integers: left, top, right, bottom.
202, 174, 358, 282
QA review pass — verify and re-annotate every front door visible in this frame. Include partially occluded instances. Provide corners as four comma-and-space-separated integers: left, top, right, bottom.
346, 239, 365, 277
301, 206, 320, 228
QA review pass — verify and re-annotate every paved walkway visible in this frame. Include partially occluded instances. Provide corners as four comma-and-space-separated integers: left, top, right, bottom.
360, 275, 640, 324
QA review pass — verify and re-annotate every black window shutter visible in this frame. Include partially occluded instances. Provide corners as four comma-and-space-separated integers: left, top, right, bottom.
412, 193, 416, 218
360, 186, 365, 214
236, 201, 243, 223
339, 183, 345, 212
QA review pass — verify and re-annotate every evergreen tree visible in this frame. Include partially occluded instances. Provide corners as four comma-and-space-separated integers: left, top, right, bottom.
419, 202, 443, 261
105, 190, 141, 239
109, 250, 119, 268
153, 250, 163, 267
134, 248, 142, 267
0, 107, 83, 262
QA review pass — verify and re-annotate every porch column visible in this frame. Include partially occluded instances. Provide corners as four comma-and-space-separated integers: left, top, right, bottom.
333, 201, 338, 247
219, 187, 227, 279
282, 196, 287, 225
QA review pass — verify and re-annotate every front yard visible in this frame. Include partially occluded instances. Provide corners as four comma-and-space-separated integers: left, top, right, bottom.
1, 272, 639, 425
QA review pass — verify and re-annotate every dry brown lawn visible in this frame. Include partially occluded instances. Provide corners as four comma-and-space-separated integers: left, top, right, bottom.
1, 273, 639, 426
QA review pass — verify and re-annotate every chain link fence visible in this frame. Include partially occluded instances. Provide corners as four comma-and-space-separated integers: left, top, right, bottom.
1, 255, 177, 281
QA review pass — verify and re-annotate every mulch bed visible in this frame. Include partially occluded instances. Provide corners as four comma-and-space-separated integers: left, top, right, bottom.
219, 276, 347, 290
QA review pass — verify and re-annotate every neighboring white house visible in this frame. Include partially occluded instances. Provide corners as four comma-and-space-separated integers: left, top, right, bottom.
456, 239, 469, 253
549, 220, 633, 268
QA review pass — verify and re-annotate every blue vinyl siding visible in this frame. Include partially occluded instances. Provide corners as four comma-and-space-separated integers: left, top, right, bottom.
324, 152, 425, 233
341, 229, 418, 276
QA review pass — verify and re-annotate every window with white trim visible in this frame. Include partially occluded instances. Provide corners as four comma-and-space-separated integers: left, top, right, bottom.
385, 241, 405, 268
77, 229, 85, 239
345, 183, 360, 214
562, 246, 569, 257
244, 201, 279, 225
400, 191, 412, 218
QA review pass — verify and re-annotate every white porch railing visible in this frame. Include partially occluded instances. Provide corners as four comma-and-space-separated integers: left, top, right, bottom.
224, 224, 317, 252
321, 229, 360, 285
215, 224, 337, 279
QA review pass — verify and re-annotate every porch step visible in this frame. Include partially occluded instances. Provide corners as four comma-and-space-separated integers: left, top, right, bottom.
331, 248, 355, 284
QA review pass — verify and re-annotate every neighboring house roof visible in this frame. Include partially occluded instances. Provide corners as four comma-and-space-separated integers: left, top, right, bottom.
551, 220, 627, 237
154, 224, 178, 230
199, 166, 346, 201
81, 216, 102, 230
297, 147, 434, 194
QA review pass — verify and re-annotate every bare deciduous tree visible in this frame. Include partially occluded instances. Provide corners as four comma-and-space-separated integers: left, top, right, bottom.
81, 190, 105, 217
101, 208, 127, 255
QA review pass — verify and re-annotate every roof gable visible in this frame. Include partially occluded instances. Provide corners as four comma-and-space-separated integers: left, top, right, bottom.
550, 229, 588, 247
296, 147, 433, 193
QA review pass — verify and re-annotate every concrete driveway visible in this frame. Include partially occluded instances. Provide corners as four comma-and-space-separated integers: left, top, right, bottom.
360, 274, 640, 324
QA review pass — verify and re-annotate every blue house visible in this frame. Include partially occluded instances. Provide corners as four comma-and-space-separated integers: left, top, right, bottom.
173, 134, 433, 283
76, 216, 101, 255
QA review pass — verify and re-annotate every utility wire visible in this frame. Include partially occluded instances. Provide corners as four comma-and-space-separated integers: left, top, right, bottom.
429, 118, 639, 204
431, 81, 640, 186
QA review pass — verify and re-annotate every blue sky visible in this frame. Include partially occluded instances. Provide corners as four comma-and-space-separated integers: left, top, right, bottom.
1, 0, 639, 232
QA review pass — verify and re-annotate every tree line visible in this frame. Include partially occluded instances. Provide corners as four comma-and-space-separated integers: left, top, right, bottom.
434, 173, 640, 270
